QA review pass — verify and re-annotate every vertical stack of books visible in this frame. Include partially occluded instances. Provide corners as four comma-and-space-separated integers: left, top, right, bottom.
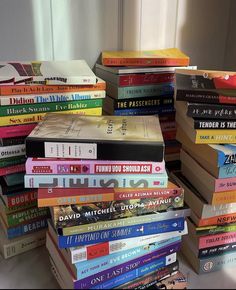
172, 68, 236, 274
95, 48, 193, 165
0, 60, 105, 259
24, 113, 189, 289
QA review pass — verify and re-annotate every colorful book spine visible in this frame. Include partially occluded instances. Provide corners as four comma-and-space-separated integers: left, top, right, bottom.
115, 262, 179, 289
0, 108, 102, 126
199, 231, 236, 249
0, 90, 105, 106
1, 217, 48, 239
0, 136, 26, 146
0, 156, 26, 168
3, 207, 49, 227
194, 223, 236, 236
24, 172, 168, 189
0, 99, 103, 116
96, 68, 174, 86
75, 252, 177, 289
0, 163, 25, 176
214, 164, 236, 179
199, 241, 236, 258
53, 197, 184, 229
2, 190, 37, 208
114, 106, 175, 116
58, 218, 185, 247
0, 144, 25, 159
0, 229, 46, 259
38, 186, 184, 207
194, 130, 236, 144
187, 103, 236, 119
0, 82, 106, 96
176, 89, 236, 105
196, 212, 236, 227
74, 238, 181, 279
26, 158, 165, 175
59, 208, 189, 236
0, 123, 37, 138
94, 260, 178, 289
68, 224, 187, 263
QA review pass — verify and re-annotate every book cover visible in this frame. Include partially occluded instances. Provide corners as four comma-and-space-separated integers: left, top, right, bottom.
25, 114, 164, 161
0, 60, 96, 85
102, 48, 190, 67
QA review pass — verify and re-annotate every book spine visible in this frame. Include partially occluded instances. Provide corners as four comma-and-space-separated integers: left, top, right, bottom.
58, 218, 185, 247
199, 251, 236, 274
194, 120, 236, 130
0, 108, 102, 126
0, 90, 105, 106
0, 123, 37, 138
1, 230, 46, 259
70, 227, 186, 263
212, 191, 236, 205
195, 224, 236, 236
5, 190, 37, 208
114, 96, 173, 110
94, 260, 178, 289
119, 73, 175, 87
215, 176, 236, 192
218, 151, 236, 167
197, 213, 236, 227
76, 239, 181, 279
114, 106, 175, 116
176, 89, 236, 104
199, 231, 236, 249
53, 197, 184, 229
0, 156, 26, 168
115, 261, 179, 289
195, 130, 236, 144
0, 163, 25, 176
187, 103, 236, 119
75, 251, 178, 289
61, 209, 188, 236
115, 84, 174, 99
218, 165, 236, 178
0, 136, 26, 146
199, 241, 236, 258
5, 207, 49, 227
6, 218, 48, 239
0, 99, 103, 116
26, 158, 166, 174
102, 57, 189, 66
24, 173, 168, 189
38, 189, 184, 207
0, 144, 25, 159
201, 202, 236, 219
0, 82, 106, 96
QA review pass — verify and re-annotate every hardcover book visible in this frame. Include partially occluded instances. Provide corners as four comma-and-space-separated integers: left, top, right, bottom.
25, 114, 164, 161
0, 60, 96, 85
102, 48, 190, 67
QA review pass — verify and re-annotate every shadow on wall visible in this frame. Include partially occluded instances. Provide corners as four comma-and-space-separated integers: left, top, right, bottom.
176, 0, 231, 70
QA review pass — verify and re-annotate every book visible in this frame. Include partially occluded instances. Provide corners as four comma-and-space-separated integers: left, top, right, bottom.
25, 114, 164, 161
102, 48, 190, 67
96, 63, 197, 75
0, 60, 96, 85
175, 68, 236, 90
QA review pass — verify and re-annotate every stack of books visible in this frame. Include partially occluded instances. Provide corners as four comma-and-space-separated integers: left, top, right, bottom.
172, 68, 236, 274
95, 48, 194, 165
24, 113, 189, 289
0, 60, 105, 259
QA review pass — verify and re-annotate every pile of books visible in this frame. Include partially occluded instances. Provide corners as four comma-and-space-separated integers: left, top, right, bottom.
24, 113, 189, 289
172, 68, 236, 274
95, 48, 194, 165
0, 60, 105, 258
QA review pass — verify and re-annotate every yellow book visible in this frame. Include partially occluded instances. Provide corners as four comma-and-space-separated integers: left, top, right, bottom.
0, 107, 102, 126
102, 48, 190, 67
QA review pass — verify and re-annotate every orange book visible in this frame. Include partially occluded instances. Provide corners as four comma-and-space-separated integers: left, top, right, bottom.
0, 78, 105, 96
102, 48, 190, 67
193, 211, 236, 227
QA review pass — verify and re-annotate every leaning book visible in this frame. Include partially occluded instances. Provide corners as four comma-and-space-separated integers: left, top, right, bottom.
25, 113, 164, 161
0, 60, 96, 85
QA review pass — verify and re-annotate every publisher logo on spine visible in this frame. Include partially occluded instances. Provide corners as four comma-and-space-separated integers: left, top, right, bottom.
203, 261, 214, 272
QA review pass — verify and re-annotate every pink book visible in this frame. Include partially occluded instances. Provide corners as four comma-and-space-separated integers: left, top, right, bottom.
26, 157, 165, 175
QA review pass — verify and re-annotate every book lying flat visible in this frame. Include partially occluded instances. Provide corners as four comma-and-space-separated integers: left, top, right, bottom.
0, 60, 96, 85
25, 113, 164, 161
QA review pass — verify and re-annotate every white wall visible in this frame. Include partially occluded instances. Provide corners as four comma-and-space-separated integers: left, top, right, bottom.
0, 0, 235, 70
